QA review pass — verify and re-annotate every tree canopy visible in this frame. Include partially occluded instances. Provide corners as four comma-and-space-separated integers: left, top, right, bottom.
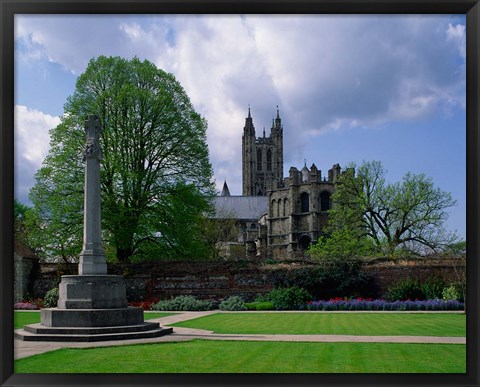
28, 56, 215, 263
309, 160, 459, 258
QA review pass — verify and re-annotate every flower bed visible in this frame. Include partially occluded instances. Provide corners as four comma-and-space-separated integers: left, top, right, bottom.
14, 302, 40, 310
128, 297, 160, 311
306, 298, 464, 311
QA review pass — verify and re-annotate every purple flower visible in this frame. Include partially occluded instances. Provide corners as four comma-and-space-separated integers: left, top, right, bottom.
304, 299, 464, 311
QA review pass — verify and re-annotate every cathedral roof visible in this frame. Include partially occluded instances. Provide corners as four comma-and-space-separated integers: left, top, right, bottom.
220, 181, 231, 197
214, 196, 268, 220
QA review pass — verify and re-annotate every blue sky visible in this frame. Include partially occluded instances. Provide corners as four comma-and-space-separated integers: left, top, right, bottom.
14, 14, 466, 239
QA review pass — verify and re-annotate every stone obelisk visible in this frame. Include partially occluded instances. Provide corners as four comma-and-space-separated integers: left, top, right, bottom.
16, 115, 173, 341
78, 115, 107, 275
56, 115, 127, 310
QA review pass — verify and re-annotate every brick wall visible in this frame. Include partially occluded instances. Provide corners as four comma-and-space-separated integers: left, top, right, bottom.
30, 257, 464, 302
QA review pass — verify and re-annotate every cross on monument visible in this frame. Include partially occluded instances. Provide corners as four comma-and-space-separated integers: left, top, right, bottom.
78, 115, 107, 275
83, 115, 102, 161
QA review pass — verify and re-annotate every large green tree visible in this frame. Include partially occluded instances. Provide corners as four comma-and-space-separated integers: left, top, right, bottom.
29, 56, 215, 263
311, 160, 458, 257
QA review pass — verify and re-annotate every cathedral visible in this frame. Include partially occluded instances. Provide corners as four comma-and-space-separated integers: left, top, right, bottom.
215, 107, 347, 260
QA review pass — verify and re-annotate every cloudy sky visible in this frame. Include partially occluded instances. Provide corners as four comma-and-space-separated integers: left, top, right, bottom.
14, 14, 466, 238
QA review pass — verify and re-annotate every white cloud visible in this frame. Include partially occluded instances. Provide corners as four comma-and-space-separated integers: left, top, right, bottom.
14, 105, 61, 203
446, 23, 466, 61
120, 22, 143, 40
14, 105, 59, 165
15, 15, 466, 196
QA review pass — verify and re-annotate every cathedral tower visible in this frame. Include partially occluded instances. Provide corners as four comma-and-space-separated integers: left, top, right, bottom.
242, 107, 284, 196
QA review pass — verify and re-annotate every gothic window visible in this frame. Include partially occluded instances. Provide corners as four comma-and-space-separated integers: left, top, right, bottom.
267, 149, 272, 171
283, 199, 288, 216
271, 199, 276, 216
277, 199, 281, 217
320, 191, 331, 211
257, 148, 262, 171
301, 192, 309, 213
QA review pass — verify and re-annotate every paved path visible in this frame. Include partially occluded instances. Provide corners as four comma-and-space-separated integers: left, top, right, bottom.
14, 310, 466, 360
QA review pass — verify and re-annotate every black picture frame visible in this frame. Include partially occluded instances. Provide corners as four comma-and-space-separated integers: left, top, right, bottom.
1, 1, 479, 386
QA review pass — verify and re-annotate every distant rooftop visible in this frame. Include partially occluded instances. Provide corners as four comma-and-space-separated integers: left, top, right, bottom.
214, 196, 268, 220
220, 180, 231, 197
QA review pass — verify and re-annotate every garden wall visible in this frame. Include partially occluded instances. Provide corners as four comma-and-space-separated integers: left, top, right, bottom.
29, 257, 464, 303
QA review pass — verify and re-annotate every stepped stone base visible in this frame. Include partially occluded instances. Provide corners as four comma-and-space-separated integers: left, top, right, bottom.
16, 323, 173, 342
41, 307, 144, 327
17, 274, 174, 342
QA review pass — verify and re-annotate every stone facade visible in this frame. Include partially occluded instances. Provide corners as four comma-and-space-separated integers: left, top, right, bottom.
242, 107, 283, 196
265, 163, 344, 259
217, 107, 347, 260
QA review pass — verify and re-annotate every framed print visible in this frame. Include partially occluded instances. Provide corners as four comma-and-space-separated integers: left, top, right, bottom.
1, 1, 479, 386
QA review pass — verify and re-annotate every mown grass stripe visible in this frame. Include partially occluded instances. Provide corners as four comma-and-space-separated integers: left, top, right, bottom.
172, 312, 466, 337
15, 340, 466, 373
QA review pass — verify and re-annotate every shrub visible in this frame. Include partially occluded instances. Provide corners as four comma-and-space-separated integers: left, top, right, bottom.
244, 301, 275, 310
386, 278, 423, 301
386, 277, 448, 301
421, 277, 446, 300
271, 259, 379, 300
255, 301, 275, 310
43, 287, 59, 308
219, 296, 247, 311
152, 295, 212, 311
268, 286, 312, 310
442, 285, 461, 301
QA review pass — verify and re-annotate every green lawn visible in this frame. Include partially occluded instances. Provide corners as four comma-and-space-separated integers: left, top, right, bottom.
14, 312, 41, 329
15, 339, 466, 373
14, 311, 176, 329
172, 312, 466, 337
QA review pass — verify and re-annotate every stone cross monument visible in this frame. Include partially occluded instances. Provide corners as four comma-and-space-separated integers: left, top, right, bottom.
79, 115, 107, 275
15, 114, 173, 341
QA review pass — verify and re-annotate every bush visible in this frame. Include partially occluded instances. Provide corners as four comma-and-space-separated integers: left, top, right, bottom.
442, 285, 461, 301
267, 286, 312, 310
43, 287, 59, 308
152, 295, 212, 311
255, 301, 275, 310
271, 260, 379, 300
219, 296, 247, 311
386, 278, 423, 301
244, 301, 275, 310
421, 277, 446, 300
386, 277, 447, 301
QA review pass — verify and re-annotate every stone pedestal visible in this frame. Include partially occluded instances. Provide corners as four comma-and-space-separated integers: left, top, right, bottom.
58, 275, 127, 309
